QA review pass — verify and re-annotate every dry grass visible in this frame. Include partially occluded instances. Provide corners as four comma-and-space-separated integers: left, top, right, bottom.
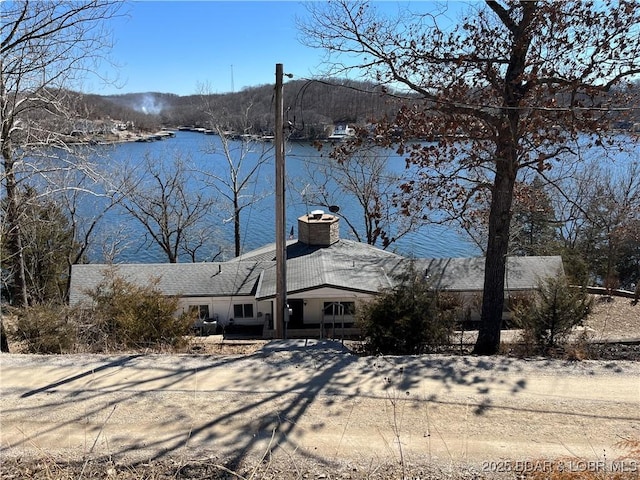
583, 295, 640, 342
3, 441, 639, 480
187, 337, 268, 355
523, 438, 640, 480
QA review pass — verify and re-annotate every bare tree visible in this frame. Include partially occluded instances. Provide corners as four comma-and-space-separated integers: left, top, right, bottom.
300, 0, 640, 354
552, 158, 640, 289
200, 126, 273, 258
1, 168, 122, 303
1, 187, 75, 303
298, 144, 427, 248
193, 87, 276, 258
1, 0, 122, 352
57, 169, 123, 298
117, 151, 217, 263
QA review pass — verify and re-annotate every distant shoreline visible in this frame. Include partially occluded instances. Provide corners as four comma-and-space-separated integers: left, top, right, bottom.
66, 129, 176, 146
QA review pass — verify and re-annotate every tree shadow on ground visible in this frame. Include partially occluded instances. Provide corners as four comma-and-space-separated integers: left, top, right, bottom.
2, 341, 638, 473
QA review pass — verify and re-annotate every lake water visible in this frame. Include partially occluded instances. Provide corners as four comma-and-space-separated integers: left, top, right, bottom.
82, 131, 637, 264
86, 131, 481, 263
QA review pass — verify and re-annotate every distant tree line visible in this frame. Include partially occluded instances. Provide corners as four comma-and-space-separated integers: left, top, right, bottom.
77, 79, 406, 139
27, 78, 639, 143
74, 77, 640, 139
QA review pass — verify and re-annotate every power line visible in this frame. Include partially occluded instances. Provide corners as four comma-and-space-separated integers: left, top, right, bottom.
286, 73, 640, 115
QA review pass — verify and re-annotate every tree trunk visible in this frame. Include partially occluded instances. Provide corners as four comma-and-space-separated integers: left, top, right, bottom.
234, 198, 241, 257
474, 153, 517, 355
0, 319, 9, 353
2, 155, 29, 307
1, 148, 27, 354
473, 2, 534, 354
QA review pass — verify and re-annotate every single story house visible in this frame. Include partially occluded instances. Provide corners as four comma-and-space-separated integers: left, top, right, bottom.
69, 212, 564, 338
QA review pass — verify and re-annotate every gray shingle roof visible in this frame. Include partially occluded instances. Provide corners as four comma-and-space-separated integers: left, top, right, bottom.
230, 238, 402, 262
250, 239, 404, 299
254, 254, 564, 299
411, 256, 564, 292
69, 261, 266, 305
256, 250, 398, 299
69, 239, 563, 305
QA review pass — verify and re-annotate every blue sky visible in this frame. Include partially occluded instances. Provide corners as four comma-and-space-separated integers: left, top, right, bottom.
86, 1, 462, 97
86, 1, 341, 96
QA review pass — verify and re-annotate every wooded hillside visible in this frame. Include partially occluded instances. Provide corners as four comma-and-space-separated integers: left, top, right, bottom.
76, 77, 640, 140
75, 79, 408, 139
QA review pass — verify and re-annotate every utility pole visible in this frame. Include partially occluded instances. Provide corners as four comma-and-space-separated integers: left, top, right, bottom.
274, 63, 286, 339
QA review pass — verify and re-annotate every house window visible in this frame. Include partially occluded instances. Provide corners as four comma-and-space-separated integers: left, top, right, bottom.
323, 302, 355, 316
233, 303, 254, 318
189, 305, 210, 319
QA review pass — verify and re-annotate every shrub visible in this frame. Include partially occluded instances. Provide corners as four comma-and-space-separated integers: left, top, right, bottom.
6, 271, 193, 353
80, 269, 193, 351
12, 303, 78, 354
512, 274, 592, 354
357, 262, 461, 355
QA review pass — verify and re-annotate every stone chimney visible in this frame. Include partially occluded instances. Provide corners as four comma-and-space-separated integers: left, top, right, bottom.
298, 210, 340, 246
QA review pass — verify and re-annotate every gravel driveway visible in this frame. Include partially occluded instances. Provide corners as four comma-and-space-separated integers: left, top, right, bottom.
1, 339, 639, 478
